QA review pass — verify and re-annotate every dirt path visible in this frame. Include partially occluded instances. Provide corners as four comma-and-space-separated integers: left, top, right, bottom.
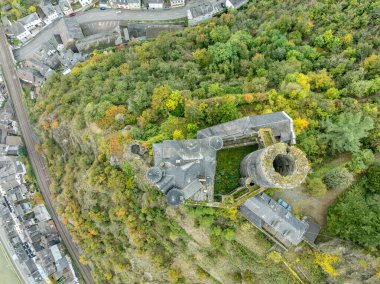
273, 154, 353, 227
273, 185, 347, 227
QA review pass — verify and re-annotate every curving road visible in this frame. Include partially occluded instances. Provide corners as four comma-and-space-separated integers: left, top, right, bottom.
14, 0, 207, 60
0, 27, 94, 284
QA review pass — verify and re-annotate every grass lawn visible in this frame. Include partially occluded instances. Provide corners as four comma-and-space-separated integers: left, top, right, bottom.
214, 145, 257, 195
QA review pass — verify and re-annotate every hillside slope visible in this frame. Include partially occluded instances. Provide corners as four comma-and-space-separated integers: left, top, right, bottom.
27, 0, 380, 282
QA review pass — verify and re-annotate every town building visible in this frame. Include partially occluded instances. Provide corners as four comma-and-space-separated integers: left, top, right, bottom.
225, 0, 248, 9
9, 22, 32, 42
115, 0, 141, 9
170, 0, 185, 8
79, 0, 93, 6
145, 0, 164, 9
18, 13, 43, 32
38, 3, 62, 25
187, 2, 216, 26
75, 26, 122, 52
59, 0, 74, 15
58, 17, 84, 49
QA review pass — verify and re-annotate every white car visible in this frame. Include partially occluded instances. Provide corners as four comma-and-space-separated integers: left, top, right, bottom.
116, 10, 122, 14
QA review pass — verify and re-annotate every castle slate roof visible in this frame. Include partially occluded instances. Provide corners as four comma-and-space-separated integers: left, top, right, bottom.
240, 193, 309, 246
148, 136, 223, 205
197, 111, 296, 144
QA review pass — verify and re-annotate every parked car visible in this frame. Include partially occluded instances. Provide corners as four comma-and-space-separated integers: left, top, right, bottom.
278, 199, 292, 212
69, 13, 76, 17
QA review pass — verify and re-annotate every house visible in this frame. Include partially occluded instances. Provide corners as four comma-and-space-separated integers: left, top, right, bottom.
99, 0, 109, 9
34, 205, 51, 222
170, 0, 185, 8
59, 0, 74, 15
115, 0, 141, 9
18, 13, 43, 32
145, 0, 164, 9
17, 68, 44, 86
38, 3, 62, 25
50, 244, 63, 262
10, 22, 32, 42
79, 0, 93, 6
187, 2, 216, 26
0, 157, 26, 194
5, 135, 23, 146
225, 0, 248, 9
240, 193, 320, 248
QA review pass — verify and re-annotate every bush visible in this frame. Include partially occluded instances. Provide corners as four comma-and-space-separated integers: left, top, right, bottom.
306, 178, 327, 196
323, 168, 354, 190
367, 163, 380, 193
348, 149, 375, 173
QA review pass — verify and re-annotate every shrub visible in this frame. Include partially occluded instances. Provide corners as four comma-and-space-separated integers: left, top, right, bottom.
306, 177, 327, 196
367, 163, 380, 193
323, 168, 354, 190
348, 149, 375, 173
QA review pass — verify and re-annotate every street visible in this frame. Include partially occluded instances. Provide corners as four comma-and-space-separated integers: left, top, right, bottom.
14, 0, 208, 60
0, 27, 94, 284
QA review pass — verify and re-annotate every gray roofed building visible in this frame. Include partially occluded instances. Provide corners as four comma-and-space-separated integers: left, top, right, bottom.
226, 0, 248, 9
302, 216, 321, 244
197, 111, 296, 145
58, 17, 84, 49
17, 67, 45, 86
148, 136, 223, 205
38, 2, 62, 25
24, 58, 54, 77
18, 12, 42, 30
240, 193, 309, 247
75, 26, 122, 52
9, 22, 32, 42
187, 2, 215, 26
149, 112, 308, 206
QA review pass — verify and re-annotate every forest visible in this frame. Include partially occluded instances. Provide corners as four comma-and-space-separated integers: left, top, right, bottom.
26, 0, 380, 283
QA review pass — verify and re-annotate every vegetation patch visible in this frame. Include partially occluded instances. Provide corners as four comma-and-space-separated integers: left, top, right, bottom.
214, 145, 257, 195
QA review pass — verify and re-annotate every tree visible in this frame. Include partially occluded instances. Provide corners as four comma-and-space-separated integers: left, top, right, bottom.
210, 25, 231, 43
327, 179, 380, 248
348, 149, 375, 174
167, 267, 181, 283
323, 168, 354, 190
319, 112, 374, 153
172, 129, 184, 140
367, 163, 380, 193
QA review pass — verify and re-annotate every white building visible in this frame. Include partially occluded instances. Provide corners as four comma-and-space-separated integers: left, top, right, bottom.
225, 0, 248, 9
18, 13, 43, 31
79, 0, 92, 6
115, 0, 141, 9
11, 22, 32, 42
59, 0, 74, 15
146, 0, 163, 9
39, 3, 62, 25
170, 0, 185, 8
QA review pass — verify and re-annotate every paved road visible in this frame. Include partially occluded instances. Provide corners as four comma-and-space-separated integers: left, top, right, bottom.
0, 26, 94, 284
14, 0, 208, 60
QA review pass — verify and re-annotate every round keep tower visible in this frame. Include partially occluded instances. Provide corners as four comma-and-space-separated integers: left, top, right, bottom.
240, 143, 309, 189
